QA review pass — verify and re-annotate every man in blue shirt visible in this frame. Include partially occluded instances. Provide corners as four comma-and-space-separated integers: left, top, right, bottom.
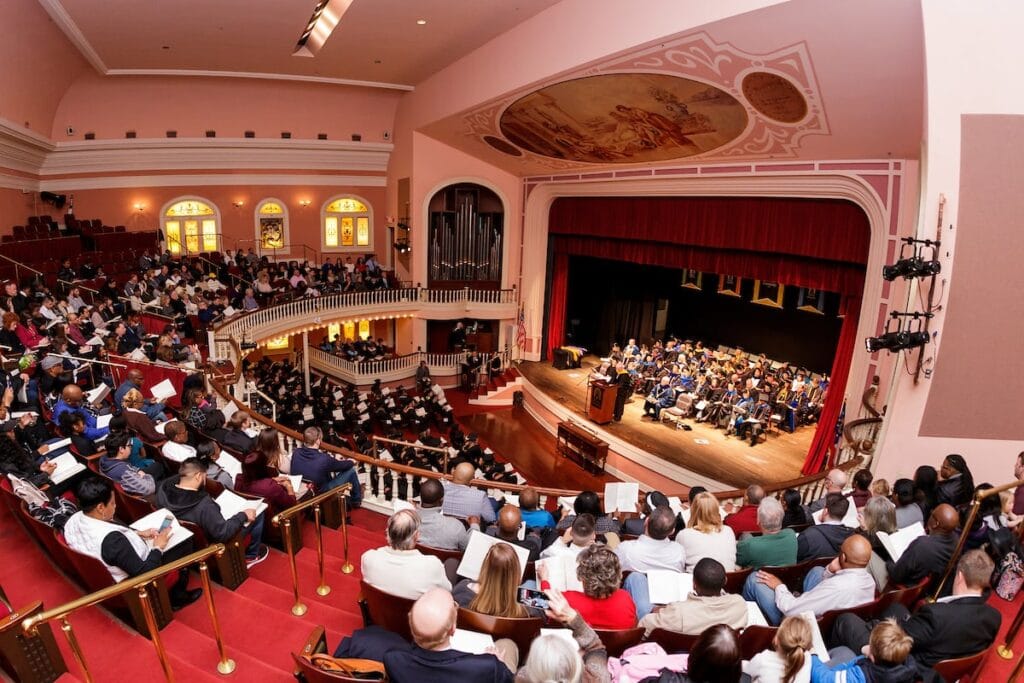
518, 487, 555, 529
52, 385, 109, 442
288, 426, 361, 505
113, 369, 167, 422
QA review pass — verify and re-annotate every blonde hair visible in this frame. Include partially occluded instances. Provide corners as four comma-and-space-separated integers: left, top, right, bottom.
122, 388, 145, 409
774, 617, 812, 683
869, 619, 913, 666
870, 478, 891, 498
688, 492, 723, 534
468, 544, 527, 618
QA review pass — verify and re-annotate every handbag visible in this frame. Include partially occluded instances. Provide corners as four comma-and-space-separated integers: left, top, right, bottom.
305, 654, 385, 680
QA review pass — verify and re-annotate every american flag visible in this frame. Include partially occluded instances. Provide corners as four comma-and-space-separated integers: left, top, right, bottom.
516, 306, 527, 350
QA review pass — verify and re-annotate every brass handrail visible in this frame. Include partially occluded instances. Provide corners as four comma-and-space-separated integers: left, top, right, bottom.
272, 483, 354, 617
22, 543, 236, 681
931, 477, 1024, 604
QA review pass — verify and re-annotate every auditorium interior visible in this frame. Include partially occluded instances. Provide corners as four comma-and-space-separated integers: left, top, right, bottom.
1, 0, 1023, 681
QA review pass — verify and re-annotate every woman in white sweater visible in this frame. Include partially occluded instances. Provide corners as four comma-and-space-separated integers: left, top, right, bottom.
676, 491, 736, 571
742, 615, 812, 683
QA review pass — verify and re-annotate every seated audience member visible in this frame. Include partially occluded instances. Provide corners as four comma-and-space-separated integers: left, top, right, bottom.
0, 421, 71, 492
52, 385, 109, 442
832, 549, 1001, 669
936, 454, 975, 509
453, 543, 542, 617
742, 615, 813, 683
288, 426, 361, 504
677, 491, 736, 571
781, 488, 812, 529
871, 478, 891, 499
725, 485, 765, 535
886, 503, 959, 592
442, 462, 496, 524
63, 476, 201, 609
850, 468, 874, 509
683, 624, 745, 683
538, 544, 636, 630
631, 557, 747, 633
161, 420, 196, 462
114, 369, 167, 422
99, 434, 156, 498
416, 478, 474, 551
120, 388, 167, 444
61, 411, 99, 457
736, 497, 798, 569
383, 587, 516, 682
807, 469, 848, 513
519, 587, 609, 683
540, 513, 597, 560
361, 509, 451, 599
195, 440, 238, 490
913, 465, 939, 520
518, 487, 555, 529
218, 411, 257, 454
615, 505, 685, 572
797, 493, 856, 561
556, 489, 621, 536
181, 387, 226, 434
234, 450, 298, 511
857, 495, 898, 590
38, 356, 71, 398
156, 457, 269, 567
811, 619, 919, 683
744, 535, 875, 626
622, 490, 674, 536
891, 478, 924, 530
486, 505, 541, 563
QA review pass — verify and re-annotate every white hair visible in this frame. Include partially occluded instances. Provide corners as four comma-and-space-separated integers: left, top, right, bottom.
757, 497, 784, 533
521, 634, 582, 683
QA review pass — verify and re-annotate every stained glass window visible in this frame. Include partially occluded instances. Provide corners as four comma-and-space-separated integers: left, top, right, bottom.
162, 198, 219, 254
358, 320, 370, 340
323, 196, 371, 251
266, 336, 289, 350
256, 199, 288, 251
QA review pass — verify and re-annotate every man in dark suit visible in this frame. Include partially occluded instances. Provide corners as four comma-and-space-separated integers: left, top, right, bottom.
830, 549, 1002, 667
384, 587, 516, 682
797, 493, 856, 561
887, 503, 959, 592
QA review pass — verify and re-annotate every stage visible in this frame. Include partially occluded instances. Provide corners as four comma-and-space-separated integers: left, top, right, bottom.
515, 356, 812, 490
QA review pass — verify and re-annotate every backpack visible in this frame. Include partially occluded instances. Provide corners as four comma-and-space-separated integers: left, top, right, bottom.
987, 526, 1024, 600
607, 642, 689, 683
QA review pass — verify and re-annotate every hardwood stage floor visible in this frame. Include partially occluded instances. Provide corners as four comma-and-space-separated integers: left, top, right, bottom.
513, 357, 813, 489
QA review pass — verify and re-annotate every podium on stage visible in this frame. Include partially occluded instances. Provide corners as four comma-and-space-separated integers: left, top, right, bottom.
586, 379, 618, 425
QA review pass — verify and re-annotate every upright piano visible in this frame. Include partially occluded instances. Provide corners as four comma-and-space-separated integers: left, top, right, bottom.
556, 420, 609, 474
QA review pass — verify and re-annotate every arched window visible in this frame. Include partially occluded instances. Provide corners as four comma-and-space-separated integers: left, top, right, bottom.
162, 197, 220, 255
255, 199, 289, 253
322, 196, 371, 252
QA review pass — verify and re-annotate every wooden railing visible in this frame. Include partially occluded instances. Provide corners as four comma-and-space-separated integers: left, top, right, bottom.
309, 348, 465, 378
21, 544, 235, 681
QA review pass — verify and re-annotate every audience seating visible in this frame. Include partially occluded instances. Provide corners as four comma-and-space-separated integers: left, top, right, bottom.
358, 581, 415, 642
415, 543, 463, 564
0, 600, 68, 683
932, 650, 987, 683
724, 566, 754, 594
647, 627, 700, 654
769, 556, 832, 593
456, 607, 543, 660
16, 503, 80, 581
594, 626, 645, 657
877, 576, 930, 612
177, 520, 249, 590
738, 624, 778, 660
113, 484, 156, 523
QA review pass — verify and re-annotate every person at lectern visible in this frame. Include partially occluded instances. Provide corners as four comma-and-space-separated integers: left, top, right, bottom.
611, 360, 633, 422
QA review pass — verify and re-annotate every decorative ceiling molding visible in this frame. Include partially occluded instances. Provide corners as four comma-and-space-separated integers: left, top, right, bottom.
39, 172, 386, 192
37, 0, 415, 92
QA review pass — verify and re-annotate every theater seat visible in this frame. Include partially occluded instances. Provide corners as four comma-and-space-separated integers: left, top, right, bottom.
456, 607, 542, 659
357, 580, 415, 642
593, 626, 645, 656
932, 649, 988, 682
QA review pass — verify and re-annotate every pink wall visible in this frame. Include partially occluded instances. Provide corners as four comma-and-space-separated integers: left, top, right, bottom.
52, 72, 402, 141
0, 187, 38, 226
63, 183, 386, 260
0, 0, 88, 133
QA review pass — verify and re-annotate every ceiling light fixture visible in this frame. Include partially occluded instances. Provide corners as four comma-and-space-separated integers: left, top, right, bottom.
293, 0, 354, 58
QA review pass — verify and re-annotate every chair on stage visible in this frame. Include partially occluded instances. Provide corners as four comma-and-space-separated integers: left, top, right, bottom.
661, 395, 693, 429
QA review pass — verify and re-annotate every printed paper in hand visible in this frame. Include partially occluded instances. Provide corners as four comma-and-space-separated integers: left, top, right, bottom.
646, 570, 694, 604
96, 414, 113, 430
450, 628, 494, 655
332, 408, 345, 421
150, 379, 177, 402
502, 493, 520, 508
746, 601, 769, 627
457, 531, 531, 582
357, 402, 368, 413
392, 498, 415, 513
214, 489, 268, 522
333, 390, 344, 400
221, 401, 239, 421
603, 482, 639, 513
798, 611, 830, 662
537, 556, 584, 592
216, 451, 243, 481
85, 384, 110, 406
302, 407, 314, 420
415, 407, 426, 417
130, 508, 193, 551
557, 496, 577, 512
667, 496, 686, 517
876, 522, 926, 563
154, 421, 168, 435
40, 438, 72, 455
46, 452, 86, 485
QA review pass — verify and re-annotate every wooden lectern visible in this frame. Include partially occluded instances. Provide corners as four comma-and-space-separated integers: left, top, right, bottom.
586, 379, 618, 425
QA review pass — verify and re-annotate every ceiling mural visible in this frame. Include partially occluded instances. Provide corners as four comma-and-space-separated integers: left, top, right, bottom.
424, 32, 830, 174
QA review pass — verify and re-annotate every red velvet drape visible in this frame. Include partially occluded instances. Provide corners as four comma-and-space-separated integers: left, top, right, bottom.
801, 295, 861, 474
547, 252, 570, 356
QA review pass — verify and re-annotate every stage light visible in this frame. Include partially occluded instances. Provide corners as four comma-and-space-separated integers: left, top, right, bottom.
882, 238, 942, 281
865, 332, 905, 353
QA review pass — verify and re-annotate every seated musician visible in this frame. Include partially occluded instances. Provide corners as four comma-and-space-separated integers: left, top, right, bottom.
643, 376, 675, 420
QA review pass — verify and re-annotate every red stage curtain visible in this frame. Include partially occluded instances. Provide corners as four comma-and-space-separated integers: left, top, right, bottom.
547, 252, 569, 356
110, 355, 192, 409
802, 295, 861, 474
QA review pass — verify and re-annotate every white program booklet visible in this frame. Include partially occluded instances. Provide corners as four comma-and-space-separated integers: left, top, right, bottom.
603, 482, 640, 513
746, 601, 769, 627
216, 451, 243, 481
302, 407, 314, 420
557, 496, 577, 513
456, 530, 531, 582
646, 570, 695, 604
46, 452, 86, 485
96, 413, 113, 430
221, 400, 239, 421
130, 508, 194, 551
876, 522, 926, 562
332, 408, 345, 421
450, 629, 494, 655
392, 498, 416, 513
798, 610, 830, 661
812, 500, 860, 528
150, 379, 177, 402
85, 384, 110, 406
214, 489, 268, 522
536, 556, 584, 592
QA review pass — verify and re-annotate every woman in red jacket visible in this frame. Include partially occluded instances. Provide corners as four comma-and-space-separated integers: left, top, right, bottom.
234, 450, 300, 510
538, 544, 637, 630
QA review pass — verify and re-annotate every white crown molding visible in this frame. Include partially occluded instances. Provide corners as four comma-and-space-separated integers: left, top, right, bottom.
0, 172, 39, 191
0, 119, 54, 174
36, 0, 108, 74
39, 173, 386, 192
106, 68, 415, 92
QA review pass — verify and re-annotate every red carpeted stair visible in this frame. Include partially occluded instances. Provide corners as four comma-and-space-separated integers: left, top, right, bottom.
0, 500, 385, 682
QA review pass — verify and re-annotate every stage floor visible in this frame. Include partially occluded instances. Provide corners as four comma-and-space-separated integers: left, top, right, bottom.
517, 356, 812, 489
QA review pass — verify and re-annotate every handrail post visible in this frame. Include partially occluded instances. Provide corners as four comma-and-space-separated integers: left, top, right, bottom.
59, 617, 93, 683
929, 497, 982, 602
313, 503, 331, 596
280, 518, 307, 616
198, 559, 236, 674
138, 584, 175, 682
339, 492, 354, 574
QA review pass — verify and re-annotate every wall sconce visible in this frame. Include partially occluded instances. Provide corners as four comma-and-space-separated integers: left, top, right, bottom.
298, 199, 311, 208
133, 203, 146, 213
233, 200, 245, 209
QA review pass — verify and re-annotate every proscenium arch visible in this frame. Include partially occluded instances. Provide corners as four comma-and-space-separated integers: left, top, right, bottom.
160, 195, 221, 254
320, 193, 374, 254
253, 197, 290, 254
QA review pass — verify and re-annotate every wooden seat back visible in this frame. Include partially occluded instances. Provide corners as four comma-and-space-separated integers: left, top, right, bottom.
738, 625, 778, 660
724, 567, 754, 594
768, 556, 832, 593
931, 649, 987, 682
593, 626, 645, 657
112, 484, 155, 523
16, 503, 82, 582
647, 627, 700, 654
456, 607, 543, 659
0, 600, 67, 683
178, 519, 249, 589
877, 576, 929, 612
415, 543, 463, 564
358, 580, 416, 642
